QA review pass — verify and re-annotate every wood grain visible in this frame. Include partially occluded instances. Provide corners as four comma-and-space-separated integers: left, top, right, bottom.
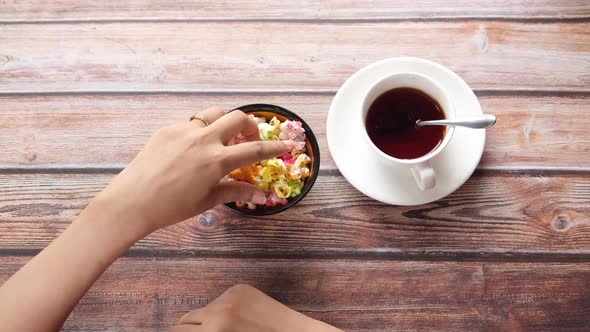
1, 173, 588, 258
1, 256, 588, 331
1, 2, 588, 331
0, 94, 588, 170
0, 22, 588, 93
2, 0, 589, 21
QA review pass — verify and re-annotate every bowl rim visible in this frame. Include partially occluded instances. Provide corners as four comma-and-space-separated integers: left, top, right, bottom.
223, 103, 321, 216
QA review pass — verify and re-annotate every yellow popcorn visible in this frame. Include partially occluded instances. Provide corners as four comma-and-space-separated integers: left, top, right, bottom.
227, 115, 312, 208
273, 181, 292, 199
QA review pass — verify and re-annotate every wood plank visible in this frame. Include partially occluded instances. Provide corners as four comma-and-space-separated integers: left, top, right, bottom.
0, 257, 588, 331
1, 173, 588, 257
0, 94, 588, 170
0, 22, 588, 92
2, 1, 589, 21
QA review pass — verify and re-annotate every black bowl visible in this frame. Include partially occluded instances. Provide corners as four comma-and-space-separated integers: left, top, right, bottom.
224, 104, 320, 215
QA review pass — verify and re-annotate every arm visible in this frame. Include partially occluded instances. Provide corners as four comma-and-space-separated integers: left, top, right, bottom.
0, 196, 147, 331
0, 108, 293, 331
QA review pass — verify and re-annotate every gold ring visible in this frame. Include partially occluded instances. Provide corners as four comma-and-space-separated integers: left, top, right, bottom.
189, 114, 209, 126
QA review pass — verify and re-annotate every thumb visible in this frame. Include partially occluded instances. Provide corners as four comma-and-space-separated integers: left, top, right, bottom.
211, 180, 267, 205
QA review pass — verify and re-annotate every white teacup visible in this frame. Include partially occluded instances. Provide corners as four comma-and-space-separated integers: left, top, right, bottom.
361, 72, 455, 190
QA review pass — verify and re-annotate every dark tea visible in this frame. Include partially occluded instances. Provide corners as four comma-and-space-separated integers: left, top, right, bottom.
365, 88, 445, 159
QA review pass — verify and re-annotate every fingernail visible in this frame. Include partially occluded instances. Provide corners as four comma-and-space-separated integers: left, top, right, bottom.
251, 190, 267, 204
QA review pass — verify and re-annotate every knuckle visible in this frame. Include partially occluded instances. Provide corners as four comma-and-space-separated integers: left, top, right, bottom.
231, 109, 246, 118
230, 110, 249, 123
198, 127, 214, 140
206, 106, 225, 118
253, 142, 267, 159
226, 283, 256, 297
188, 132, 205, 146
188, 128, 214, 147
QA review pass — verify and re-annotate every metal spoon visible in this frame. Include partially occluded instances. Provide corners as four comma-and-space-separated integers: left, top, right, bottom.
416, 114, 496, 129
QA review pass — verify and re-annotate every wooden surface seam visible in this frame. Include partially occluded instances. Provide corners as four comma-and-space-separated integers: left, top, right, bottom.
1, 173, 588, 259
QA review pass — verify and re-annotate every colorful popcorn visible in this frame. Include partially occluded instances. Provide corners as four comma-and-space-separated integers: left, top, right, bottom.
229, 115, 312, 210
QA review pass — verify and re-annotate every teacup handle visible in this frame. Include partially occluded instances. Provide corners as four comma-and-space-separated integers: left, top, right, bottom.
410, 161, 436, 190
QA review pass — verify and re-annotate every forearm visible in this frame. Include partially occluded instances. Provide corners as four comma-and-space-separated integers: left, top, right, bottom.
0, 195, 147, 331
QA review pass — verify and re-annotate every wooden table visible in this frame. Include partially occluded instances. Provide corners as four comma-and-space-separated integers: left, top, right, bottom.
1, 1, 589, 331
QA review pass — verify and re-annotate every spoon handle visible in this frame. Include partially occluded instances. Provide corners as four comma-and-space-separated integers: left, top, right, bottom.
417, 114, 496, 129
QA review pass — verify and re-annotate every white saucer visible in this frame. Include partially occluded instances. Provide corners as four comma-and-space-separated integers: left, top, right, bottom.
327, 57, 485, 205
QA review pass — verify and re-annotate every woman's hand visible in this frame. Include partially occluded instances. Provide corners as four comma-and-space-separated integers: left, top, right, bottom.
93, 107, 292, 235
171, 284, 343, 332
0, 107, 314, 332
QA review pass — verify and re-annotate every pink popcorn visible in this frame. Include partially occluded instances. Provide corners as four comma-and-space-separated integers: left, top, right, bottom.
279, 120, 306, 142
281, 153, 296, 165
265, 185, 289, 206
